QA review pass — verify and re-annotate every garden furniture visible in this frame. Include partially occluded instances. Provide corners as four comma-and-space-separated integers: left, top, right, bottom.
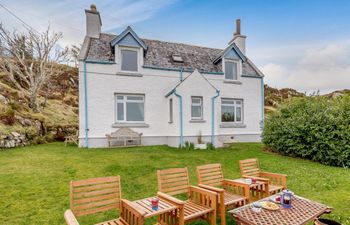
106, 128, 142, 147
228, 194, 332, 225
131, 195, 183, 225
196, 163, 249, 225
157, 167, 217, 225
64, 176, 145, 225
64, 130, 78, 146
239, 158, 287, 195
230, 178, 269, 201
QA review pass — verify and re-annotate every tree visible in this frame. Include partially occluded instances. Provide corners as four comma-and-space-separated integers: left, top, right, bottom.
70, 45, 80, 61
0, 24, 68, 112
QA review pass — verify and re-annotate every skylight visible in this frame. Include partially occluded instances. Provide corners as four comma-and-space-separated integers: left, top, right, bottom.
172, 54, 183, 63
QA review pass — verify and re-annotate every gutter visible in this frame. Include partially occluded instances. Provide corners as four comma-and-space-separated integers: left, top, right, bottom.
85, 59, 115, 64
172, 89, 183, 147
180, 68, 183, 81
142, 65, 224, 75
261, 77, 264, 129
83, 61, 89, 147
211, 90, 220, 144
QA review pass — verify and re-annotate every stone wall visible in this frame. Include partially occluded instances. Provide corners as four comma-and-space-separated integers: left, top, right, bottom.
0, 132, 27, 148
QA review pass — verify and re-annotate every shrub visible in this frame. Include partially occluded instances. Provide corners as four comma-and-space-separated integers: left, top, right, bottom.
31, 136, 47, 145
262, 95, 350, 167
206, 142, 215, 150
179, 141, 195, 150
0, 108, 16, 125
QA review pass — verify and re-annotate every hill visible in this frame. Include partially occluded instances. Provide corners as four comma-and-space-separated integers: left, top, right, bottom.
0, 65, 78, 147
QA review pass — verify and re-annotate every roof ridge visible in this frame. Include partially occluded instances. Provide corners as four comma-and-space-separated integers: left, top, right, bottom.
142, 38, 223, 51
100, 32, 223, 51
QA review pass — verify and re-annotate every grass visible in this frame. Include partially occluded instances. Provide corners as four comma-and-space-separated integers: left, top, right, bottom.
0, 143, 349, 225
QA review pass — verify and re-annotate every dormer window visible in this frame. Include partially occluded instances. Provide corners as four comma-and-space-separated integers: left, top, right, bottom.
121, 49, 138, 72
225, 60, 238, 80
172, 54, 183, 63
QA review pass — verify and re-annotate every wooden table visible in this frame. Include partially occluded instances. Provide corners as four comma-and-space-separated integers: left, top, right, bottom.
232, 178, 269, 201
132, 196, 181, 225
228, 194, 332, 225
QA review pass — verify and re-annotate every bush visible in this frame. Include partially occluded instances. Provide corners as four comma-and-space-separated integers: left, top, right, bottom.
206, 142, 215, 150
262, 95, 350, 167
0, 108, 16, 125
180, 141, 195, 150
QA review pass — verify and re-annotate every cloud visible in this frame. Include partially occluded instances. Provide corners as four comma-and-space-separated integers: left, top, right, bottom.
260, 40, 350, 94
0, 0, 177, 46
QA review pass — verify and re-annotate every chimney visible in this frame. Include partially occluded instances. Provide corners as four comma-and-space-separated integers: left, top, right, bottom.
85, 4, 102, 38
228, 19, 247, 54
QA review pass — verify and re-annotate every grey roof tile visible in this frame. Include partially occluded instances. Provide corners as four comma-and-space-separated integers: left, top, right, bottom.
85, 33, 261, 76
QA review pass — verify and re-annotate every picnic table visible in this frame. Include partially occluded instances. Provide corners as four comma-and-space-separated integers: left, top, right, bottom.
228, 194, 332, 225
231, 178, 269, 201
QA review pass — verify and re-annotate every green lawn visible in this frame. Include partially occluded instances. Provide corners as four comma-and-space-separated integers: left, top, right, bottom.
0, 143, 349, 225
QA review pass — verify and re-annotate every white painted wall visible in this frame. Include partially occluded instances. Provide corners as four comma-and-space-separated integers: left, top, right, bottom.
78, 56, 263, 148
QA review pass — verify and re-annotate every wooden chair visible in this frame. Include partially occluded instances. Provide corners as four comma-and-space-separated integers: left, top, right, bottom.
196, 164, 249, 225
239, 158, 287, 195
64, 176, 145, 225
157, 167, 217, 225
65, 130, 78, 147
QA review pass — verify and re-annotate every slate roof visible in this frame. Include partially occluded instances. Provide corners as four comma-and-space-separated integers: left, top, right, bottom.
85, 33, 261, 76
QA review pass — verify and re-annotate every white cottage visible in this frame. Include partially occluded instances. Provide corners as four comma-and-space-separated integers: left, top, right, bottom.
78, 5, 264, 148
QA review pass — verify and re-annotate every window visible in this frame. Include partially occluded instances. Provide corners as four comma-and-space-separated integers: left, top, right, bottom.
116, 94, 144, 122
121, 50, 138, 72
225, 61, 238, 80
191, 97, 203, 120
221, 99, 242, 123
169, 98, 173, 123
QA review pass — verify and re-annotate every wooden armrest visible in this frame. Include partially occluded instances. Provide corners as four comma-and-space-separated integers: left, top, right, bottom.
189, 185, 218, 196
223, 179, 248, 187
198, 184, 224, 193
121, 199, 147, 216
223, 179, 250, 201
189, 185, 217, 208
157, 191, 185, 206
260, 171, 287, 178
242, 175, 269, 182
64, 209, 79, 225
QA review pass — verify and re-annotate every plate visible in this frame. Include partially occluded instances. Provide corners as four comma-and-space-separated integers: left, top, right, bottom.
261, 201, 280, 211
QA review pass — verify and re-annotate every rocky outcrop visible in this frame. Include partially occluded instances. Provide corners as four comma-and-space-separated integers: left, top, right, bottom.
0, 132, 27, 148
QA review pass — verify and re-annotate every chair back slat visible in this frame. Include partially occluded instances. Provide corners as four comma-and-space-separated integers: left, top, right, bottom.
157, 168, 189, 195
196, 163, 224, 187
239, 158, 260, 177
70, 176, 121, 217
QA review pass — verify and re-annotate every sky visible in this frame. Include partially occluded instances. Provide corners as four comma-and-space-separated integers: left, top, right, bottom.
1, 0, 350, 94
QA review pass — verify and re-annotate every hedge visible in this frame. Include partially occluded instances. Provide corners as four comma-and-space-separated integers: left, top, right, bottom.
262, 95, 350, 167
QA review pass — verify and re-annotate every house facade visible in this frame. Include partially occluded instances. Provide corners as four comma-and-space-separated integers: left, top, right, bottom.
78, 5, 264, 148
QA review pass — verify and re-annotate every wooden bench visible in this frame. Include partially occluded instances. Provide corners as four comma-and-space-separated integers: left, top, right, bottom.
196, 164, 249, 225
106, 128, 142, 147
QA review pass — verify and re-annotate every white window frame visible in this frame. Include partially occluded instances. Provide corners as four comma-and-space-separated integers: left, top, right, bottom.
224, 59, 239, 80
191, 96, 203, 120
221, 98, 243, 123
118, 46, 140, 73
115, 94, 145, 123
121, 49, 138, 72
